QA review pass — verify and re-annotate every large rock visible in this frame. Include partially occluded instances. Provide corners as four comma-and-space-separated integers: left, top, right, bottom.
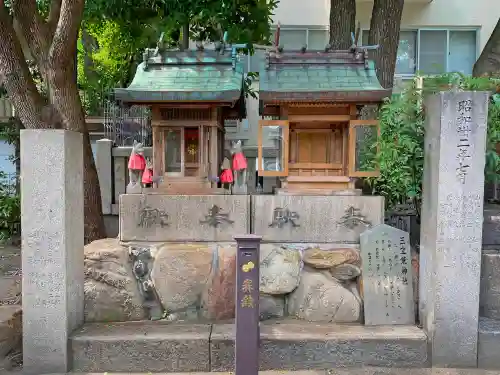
201, 245, 237, 321
151, 243, 214, 315
84, 238, 146, 322
260, 244, 301, 294
303, 247, 360, 269
288, 268, 361, 323
260, 294, 285, 320
330, 264, 361, 281
0, 305, 22, 358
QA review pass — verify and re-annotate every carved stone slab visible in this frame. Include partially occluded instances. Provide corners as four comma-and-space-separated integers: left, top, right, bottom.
251, 195, 384, 243
360, 224, 414, 326
119, 194, 250, 242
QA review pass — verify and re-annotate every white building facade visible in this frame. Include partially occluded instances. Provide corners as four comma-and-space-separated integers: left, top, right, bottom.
1, 0, 498, 184
227, 0, 500, 192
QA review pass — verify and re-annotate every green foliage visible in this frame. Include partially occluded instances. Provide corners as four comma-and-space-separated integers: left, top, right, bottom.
363, 79, 425, 213
361, 73, 500, 215
78, 0, 278, 115
0, 172, 20, 243
0, 117, 20, 163
244, 72, 259, 99
78, 19, 171, 115
487, 94, 500, 182
0, 119, 21, 244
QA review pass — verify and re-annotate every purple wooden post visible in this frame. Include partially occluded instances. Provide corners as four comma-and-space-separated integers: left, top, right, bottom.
234, 234, 261, 375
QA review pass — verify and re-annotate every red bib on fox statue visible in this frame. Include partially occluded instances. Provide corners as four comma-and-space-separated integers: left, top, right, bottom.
231, 140, 247, 171
127, 140, 146, 193
142, 166, 153, 184
220, 169, 233, 183
230, 140, 248, 194
128, 151, 146, 171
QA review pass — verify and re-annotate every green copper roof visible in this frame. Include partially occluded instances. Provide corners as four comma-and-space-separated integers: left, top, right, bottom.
259, 51, 391, 102
115, 50, 245, 103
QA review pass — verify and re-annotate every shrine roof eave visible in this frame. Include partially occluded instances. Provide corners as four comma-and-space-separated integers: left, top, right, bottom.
114, 88, 243, 105
259, 89, 391, 103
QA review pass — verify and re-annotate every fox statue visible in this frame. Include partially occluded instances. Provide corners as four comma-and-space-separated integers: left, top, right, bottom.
127, 140, 146, 193
230, 140, 248, 194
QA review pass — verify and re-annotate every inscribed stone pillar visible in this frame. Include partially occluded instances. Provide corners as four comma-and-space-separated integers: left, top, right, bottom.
419, 91, 489, 367
96, 138, 113, 214
21, 130, 84, 374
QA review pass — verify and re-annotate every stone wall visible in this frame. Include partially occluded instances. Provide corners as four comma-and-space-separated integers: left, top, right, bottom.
84, 239, 364, 323
84, 193, 385, 324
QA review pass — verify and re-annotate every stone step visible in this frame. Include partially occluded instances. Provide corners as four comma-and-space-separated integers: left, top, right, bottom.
70, 320, 428, 373
478, 317, 500, 369
27, 371, 500, 375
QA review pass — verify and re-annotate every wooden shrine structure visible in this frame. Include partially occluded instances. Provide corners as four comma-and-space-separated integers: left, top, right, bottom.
114, 40, 246, 194
257, 30, 391, 194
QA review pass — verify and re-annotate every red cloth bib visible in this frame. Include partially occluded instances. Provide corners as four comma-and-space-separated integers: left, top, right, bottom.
142, 168, 153, 184
128, 153, 146, 170
220, 169, 234, 183
232, 152, 247, 171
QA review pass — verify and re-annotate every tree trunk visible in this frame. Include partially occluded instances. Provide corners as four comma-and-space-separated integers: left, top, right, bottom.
181, 23, 189, 50
82, 131, 106, 243
47, 51, 106, 244
0, 0, 106, 244
368, 0, 404, 89
473, 18, 500, 77
329, 0, 356, 49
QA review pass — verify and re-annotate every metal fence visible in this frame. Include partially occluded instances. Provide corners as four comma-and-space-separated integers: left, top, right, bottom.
103, 102, 152, 147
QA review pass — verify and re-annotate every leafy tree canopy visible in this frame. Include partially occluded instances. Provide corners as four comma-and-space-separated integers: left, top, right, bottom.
77, 0, 278, 114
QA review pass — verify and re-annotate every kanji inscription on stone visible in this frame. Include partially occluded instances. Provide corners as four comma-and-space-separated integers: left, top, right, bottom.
360, 224, 414, 325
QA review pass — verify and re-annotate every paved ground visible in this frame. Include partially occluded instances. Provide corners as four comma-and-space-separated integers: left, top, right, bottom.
1, 246, 499, 375
2, 370, 500, 375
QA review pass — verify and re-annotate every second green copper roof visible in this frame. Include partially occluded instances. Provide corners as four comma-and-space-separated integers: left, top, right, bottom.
259, 51, 391, 102
114, 50, 245, 103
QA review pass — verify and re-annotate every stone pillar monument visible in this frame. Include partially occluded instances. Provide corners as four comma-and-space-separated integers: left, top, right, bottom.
419, 91, 489, 367
95, 138, 113, 215
21, 130, 85, 374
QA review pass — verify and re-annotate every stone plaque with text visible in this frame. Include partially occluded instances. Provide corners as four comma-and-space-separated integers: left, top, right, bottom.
419, 91, 488, 367
360, 224, 414, 326
120, 194, 250, 242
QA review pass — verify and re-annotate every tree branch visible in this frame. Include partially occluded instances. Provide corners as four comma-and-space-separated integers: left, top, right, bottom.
49, 0, 85, 64
0, 4, 54, 129
10, 0, 50, 65
47, 0, 62, 38
47, 0, 62, 37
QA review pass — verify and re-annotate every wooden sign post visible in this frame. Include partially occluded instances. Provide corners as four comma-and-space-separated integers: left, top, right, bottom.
234, 235, 261, 375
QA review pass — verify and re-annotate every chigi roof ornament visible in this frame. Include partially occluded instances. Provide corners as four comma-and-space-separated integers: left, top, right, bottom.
348, 22, 380, 69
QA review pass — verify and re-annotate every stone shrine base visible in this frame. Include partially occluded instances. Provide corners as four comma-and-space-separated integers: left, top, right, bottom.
70, 320, 428, 373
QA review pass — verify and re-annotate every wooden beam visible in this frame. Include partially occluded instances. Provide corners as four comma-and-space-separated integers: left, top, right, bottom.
152, 120, 219, 127
209, 108, 219, 187
152, 126, 163, 186
288, 115, 351, 122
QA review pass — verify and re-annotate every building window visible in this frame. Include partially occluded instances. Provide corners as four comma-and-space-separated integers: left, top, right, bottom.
246, 26, 329, 73
362, 28, 477, 76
